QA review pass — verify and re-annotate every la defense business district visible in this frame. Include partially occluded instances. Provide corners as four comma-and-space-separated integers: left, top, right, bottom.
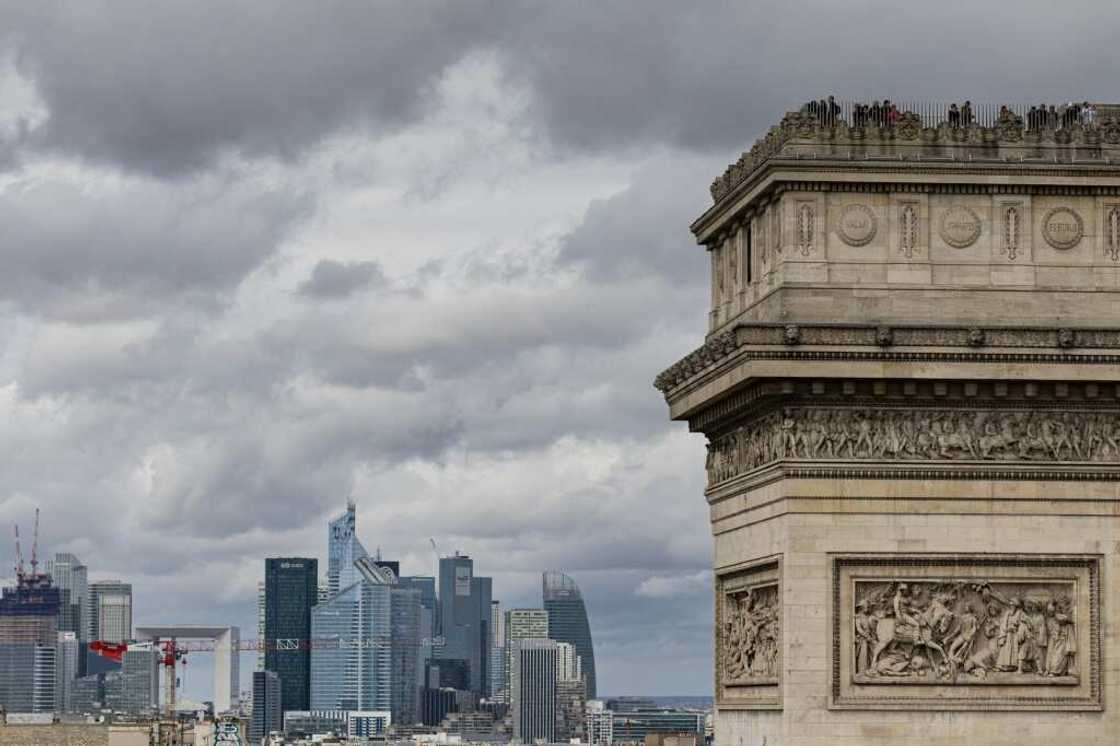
4, 97, 1120, 746
0, 500, 707, 745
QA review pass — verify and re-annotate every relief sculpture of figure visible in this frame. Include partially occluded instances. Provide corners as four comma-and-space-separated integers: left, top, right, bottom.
995, 597, 1028, 672
1044, 600, 1076, 676
853, 599, 877, 674
947, 603, 980, 664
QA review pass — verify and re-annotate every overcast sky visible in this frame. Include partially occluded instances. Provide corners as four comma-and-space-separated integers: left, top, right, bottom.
0, 1, 1115, 700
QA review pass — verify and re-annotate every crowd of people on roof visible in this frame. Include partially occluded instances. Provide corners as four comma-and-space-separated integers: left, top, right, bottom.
801, 97, 1102, 131
1025, 102, 1096, 130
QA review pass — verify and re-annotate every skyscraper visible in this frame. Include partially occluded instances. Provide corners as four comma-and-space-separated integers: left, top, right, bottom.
437, 554, 492, 696
555, 642, 586, 742
45, 554, 88, 645
488, 600, 505, 703
510, 639, 558, 744
250, 670, 282, 743
504, 608, 548, 703
0, 578, 61, 713
390, 583, 421, 726
398, 575, 436, 692
265, 557, 318, 713
327, 501, 368, 598
257, 581, 266, 672
543, 571, 597, 698
310, 558, 392, 712
56, 631, 81, 712
104, 646, 159, 714
89, 580, 132, 644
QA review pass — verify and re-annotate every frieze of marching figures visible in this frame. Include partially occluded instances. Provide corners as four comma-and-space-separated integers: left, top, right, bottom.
852, 579, 1078, 685
706, 407, 1120, 485
722, 583, 780, 685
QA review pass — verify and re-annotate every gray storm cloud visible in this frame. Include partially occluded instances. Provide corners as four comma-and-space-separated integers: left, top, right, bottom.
1, 0, 1108, 698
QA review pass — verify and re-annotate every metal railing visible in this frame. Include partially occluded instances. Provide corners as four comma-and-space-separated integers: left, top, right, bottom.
799, 98, 1102, 130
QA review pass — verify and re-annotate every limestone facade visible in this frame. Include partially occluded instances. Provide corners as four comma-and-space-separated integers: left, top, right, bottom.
659, 105, 1120, 745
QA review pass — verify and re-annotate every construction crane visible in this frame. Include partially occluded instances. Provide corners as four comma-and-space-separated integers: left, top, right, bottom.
89, 635, 393, 720
12, 509, 50, 590
12, 523, 22, 580
30, 508, 40, 578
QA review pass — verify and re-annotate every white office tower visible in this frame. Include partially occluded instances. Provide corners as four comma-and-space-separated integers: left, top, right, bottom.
556, 641, 582, 682
489, 600, 506, 702
510, 639, 558, 744
89, 580, 132, 643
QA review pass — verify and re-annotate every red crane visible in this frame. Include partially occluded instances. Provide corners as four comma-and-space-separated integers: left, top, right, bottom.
89, 636, 391, 717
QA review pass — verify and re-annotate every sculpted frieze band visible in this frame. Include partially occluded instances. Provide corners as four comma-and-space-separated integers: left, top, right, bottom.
706, 407, 1120, 485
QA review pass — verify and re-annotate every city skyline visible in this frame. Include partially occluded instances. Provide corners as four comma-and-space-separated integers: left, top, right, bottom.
4, 2, 1111, 715
0, 503, 631, 707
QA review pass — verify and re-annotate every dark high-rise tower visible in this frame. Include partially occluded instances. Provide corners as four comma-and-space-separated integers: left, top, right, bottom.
264, 557, 317, 713
542, 571, 596, 699
437, 554, 492, 696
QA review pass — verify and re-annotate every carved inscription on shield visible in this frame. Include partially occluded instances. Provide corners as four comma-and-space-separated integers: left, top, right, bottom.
939, 206, 982, 248
716, 558, 781, 709
832, 555, 1101, 711
838, 204, 877, 246
1042, 207, 1084, 250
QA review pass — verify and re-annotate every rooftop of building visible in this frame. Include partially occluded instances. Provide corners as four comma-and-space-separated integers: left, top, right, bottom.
701, 98, 1120, 231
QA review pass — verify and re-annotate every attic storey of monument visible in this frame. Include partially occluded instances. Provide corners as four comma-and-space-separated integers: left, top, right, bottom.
658, 100, 1120, 745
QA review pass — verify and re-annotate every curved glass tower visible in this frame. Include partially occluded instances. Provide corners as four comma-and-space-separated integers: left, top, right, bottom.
542, 571, 596, 699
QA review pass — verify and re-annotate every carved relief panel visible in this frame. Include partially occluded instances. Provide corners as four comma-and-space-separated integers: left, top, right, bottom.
705, 405, 1120, 488
1103, 203, 1120, 262
716, 558, 782, 709
832, 555, 1101, 711
898, 203, 919, 258
796, 201, 815, 256
999, 200, 1025, 261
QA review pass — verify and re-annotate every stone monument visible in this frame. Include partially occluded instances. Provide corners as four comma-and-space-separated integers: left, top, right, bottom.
656, 101, 1119, 745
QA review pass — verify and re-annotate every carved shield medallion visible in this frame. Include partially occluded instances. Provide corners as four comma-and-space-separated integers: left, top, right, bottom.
939, 206, 982, 248
838, 204, 877, 247
1042, 207, 1084, 250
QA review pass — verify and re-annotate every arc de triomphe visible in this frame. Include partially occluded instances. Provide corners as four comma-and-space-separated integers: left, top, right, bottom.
657, 105, 1118, 745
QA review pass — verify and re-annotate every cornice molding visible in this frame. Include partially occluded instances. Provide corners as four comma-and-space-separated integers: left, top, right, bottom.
654, 323, 1120, 401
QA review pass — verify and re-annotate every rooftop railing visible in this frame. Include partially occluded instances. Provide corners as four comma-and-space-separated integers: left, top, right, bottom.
801, 98, 1104, 130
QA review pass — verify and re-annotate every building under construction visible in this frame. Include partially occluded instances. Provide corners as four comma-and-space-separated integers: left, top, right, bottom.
0, 511, 62, 714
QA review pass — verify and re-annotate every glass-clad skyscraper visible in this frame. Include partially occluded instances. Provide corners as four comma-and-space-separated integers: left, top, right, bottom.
328, 501, 369, 598
265, 557, 318, 713
542, 571, 597, 698
310, 565, 392, 712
